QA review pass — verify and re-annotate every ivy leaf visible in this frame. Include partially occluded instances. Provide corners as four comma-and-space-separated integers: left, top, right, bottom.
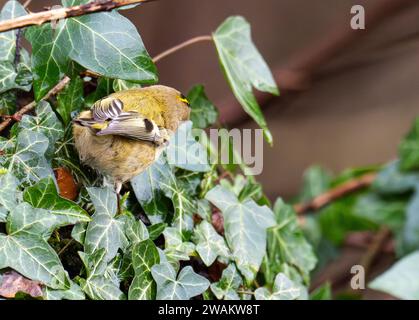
166, 121, 210, 172
210, 264, 242, 300
23, 177, 91, 226
124, 214, 149, 244
298, 166, 332, 202
25, 23, 68, 100
255, 273, 300, 300
399, 118, 419, 171
128, 239, 159, 300
44, 281, 85, 300
264, 199, 317, 284
147, 222, 167, 241
113, 79, 141, 92
57, 76, 84, 125
213, 16, 278, 145
18, 101, 64, 158
369, 251, 419, 299
71, 222, 87, 244
163, 227, 195, 263
77, 248, 125, 300
0, 130, 53, 184
373, 161, 419, 195
132, 156, 196, 232
0, 172, 18, 211
151, 263, 210, 300
84, 187, 128, 262
0, 91, 16, 114
131, 156, 171, 223
0, 202, 70, 289
206, 185, 275, 283
64, 11, 157, 83
193, 221, 229, 266
187, 85, 218, 129
0, 1, 27, 63
402, 186, 419, 253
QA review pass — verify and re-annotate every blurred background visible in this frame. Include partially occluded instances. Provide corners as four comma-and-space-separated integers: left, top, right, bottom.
9, 0, 419, 201
3, 0, 419, 300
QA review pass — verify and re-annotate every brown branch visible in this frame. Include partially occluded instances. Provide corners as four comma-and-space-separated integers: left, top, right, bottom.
294, 173, 377, 214
0, 0, 155, 33
0, 76, 70, 133
22, 0, 33, 9
359, 226, 392, 277
152, 35, 213, 63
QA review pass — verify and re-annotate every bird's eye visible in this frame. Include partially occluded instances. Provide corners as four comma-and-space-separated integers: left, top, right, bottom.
179, 93, 190, 106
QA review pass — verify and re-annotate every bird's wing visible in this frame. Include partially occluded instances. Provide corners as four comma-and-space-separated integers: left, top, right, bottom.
76, 97, 164, 144
96, 111, 164, 144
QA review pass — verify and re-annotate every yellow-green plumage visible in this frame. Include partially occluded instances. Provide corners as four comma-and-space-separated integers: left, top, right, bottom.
73, 85, 190, 186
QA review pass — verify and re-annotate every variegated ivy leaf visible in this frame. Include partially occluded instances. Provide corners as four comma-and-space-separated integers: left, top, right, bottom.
193, 221, 229, 266
0, 207, 7, 222
71, 222, 87, 245
166, 121, 210, 172
210, 264, 242, 300
77, 248, 125, 300
151, 263, 210, 300
0, 1, 27, 62
163, 227, 195, 263
128, 239, 160, 300
113, 79, 141, 92
124, 214, 149, 244
213, 16, 279, 145
147, 222, 167, 241
84, 187, 128, 262
263, 199, 317, 284
132, 156, 196, 232
255, 273, 300, 300
23, 177, 90, 226
44, 281, 85, 300
0, 172, 18, 211
206, 185, 276, 283
0, 129, 54, 184
0, 202, 70, 289
26, 0, 157, 99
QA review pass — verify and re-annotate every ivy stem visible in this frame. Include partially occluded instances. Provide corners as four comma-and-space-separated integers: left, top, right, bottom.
152, 35, 213, 63
58, 239, 74, 257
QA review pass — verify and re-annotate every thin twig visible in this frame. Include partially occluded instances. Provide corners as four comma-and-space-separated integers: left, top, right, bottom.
0, 76, 70, 133
58, 239, 74, 256
0, 0, 155, 32
152, 35, 213, 63
359, 226, 391, 277
294, 173, 377, 214
22, 0, 32, 9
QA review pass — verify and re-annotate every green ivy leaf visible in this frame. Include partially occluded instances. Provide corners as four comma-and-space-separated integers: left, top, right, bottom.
264, 199, 317, 284
206, 185, 275, 283
373, 161, 419, 195
213, 16, 278, 144
298, 166, 332, 202
84, 187, 128, 262
255, 273, 300, 300
187, 85, 218, 129
64, 11, 157, 83
166, 121, 210, 172
18, 101, 64, 158
151, 263, 210, 300
124, 214, 149, 244
369, 251, 419, 299
210, 264, 242, 300
193, 220, 229, 266
147, 222, 167, 241
57, 76, 84, 125
128, 239, 159, 300
113, 79, 141, 92
23, 177, 91, 226
0, 130, 54, 184
77, 248, 125, 300
163, 227, 195, 263
399, 118, 419, 171
0, 202, 70, 289
44, 281, 85, 300
403, 186, 419, 253
0, 91, 16, 114
0, 172, 18, 211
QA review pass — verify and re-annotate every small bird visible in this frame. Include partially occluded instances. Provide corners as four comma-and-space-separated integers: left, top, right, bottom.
73, 85, 190, 204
